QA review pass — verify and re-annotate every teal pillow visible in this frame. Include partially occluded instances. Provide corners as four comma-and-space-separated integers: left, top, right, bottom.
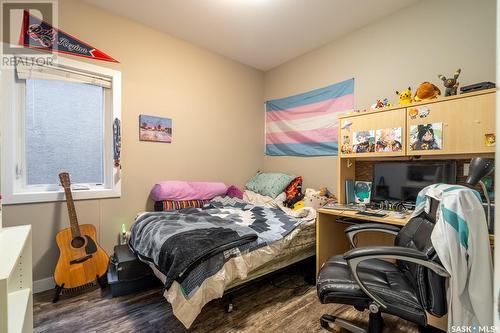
245, 172, 295, 199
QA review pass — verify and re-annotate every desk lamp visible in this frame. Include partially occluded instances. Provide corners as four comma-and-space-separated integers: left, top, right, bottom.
465, 157, 494, 231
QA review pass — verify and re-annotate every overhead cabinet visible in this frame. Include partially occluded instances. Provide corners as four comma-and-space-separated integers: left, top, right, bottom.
339, 89, 496, 158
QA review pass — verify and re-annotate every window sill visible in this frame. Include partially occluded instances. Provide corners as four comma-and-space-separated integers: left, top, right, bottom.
2, 187, 121, 205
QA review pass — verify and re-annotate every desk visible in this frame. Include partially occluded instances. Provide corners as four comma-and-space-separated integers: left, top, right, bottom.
315, 208, 411, 276
315, 207, 495, 331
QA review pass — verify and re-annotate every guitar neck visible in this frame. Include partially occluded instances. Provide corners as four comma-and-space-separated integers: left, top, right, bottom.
62, 186, 81, 238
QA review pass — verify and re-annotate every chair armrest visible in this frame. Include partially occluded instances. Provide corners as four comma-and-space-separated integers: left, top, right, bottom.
344, 223, 400, 248
343, 246, 449, 309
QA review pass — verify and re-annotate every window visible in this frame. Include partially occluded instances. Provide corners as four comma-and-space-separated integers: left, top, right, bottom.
1, 57, 121, 204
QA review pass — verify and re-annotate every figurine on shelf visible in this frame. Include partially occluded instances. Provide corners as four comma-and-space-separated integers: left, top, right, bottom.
370, 99, 385, 109
370, 98, 393, 110
395, 87, 413, 105
414, 82, 441, 102
438, 68, 461, 96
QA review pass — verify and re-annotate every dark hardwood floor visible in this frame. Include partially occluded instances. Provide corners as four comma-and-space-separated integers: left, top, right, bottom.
34, 271, 420, 333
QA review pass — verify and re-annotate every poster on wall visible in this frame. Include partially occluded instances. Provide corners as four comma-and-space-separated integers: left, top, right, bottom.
352, 130, 375, 153
409, 123, 442, 151
139, 115, 172, 143
375, 127, 402, 152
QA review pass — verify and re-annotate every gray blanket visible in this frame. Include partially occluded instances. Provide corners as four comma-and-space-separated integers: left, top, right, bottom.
129, 209, 258, 288
130, 196, 305, 293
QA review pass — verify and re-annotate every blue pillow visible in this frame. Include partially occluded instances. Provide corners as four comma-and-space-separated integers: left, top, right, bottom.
245, 172, 295, 199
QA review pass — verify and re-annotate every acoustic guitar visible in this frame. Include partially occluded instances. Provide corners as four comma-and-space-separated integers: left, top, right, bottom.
53, 172, 109, 301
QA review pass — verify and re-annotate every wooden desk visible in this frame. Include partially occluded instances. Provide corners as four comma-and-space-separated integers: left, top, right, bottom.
316, 208, 411, 276
316, 208, 495, 275
315, 207, 495, 331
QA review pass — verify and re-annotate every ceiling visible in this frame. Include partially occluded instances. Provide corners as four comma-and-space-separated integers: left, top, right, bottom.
83, 0, 419, 71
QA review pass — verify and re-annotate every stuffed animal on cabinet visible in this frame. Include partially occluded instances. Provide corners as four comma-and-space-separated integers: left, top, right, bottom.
414, 82, 441, 102
438, 69, 461, 96
395, 87, 413, 105
370, 99, 385, 109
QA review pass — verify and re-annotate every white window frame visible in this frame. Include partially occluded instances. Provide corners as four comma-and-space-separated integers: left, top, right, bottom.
1, 57, 121, 204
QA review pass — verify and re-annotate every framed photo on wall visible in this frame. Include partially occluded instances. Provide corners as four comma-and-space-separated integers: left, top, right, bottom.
139, 115, 172, 143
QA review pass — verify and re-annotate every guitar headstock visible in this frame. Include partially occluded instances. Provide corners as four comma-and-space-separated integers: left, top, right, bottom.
59, 172, 71, 189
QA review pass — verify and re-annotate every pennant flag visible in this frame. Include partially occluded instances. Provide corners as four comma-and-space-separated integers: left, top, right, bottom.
19, 10, 119, 63
265, 78, 354, 156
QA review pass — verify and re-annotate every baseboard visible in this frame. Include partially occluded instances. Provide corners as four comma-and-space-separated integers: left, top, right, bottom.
33, 276, 55, 294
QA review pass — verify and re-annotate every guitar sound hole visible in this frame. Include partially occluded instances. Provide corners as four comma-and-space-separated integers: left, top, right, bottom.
71, 236, 86, 249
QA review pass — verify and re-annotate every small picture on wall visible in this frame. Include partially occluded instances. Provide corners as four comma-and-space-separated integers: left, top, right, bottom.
354, 181, 372, 204
409, 123, 442, 151
375, 127, 402, 152
139, 115, 172, 143
352, 130, 375, 153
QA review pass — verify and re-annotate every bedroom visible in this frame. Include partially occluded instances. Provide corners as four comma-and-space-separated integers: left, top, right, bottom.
0, 0, 499, 332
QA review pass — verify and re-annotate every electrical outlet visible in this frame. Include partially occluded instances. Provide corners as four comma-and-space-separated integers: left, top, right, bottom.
463, 163, 470, 177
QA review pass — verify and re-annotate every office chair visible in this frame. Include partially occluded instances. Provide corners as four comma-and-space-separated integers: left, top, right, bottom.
317, 199, 449, 333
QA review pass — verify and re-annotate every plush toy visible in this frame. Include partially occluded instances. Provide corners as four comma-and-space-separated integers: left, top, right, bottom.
414, 82, 441, 102
438, 69, 461, 96
370, 99, 385, 110
370, 98, 392, 110
395, 87, 413, 105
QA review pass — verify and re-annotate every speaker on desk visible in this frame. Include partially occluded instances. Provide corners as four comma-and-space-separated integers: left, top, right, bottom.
345, 179, 355, 204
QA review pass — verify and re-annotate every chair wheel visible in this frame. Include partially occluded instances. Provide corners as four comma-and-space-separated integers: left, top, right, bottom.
320, 314, 335, 328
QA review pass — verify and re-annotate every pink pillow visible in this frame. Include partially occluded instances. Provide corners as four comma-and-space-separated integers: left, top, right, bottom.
150, 181, 228, 201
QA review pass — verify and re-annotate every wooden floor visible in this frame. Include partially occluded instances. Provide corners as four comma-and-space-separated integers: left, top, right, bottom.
34, 272, 419, 333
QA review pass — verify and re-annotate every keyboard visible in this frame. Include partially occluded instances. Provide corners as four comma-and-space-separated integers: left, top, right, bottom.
322, 203, 360, 211
356, 211, 388, 218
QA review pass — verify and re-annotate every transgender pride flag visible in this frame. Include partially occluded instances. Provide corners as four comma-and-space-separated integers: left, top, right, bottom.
265, 78, 354, 156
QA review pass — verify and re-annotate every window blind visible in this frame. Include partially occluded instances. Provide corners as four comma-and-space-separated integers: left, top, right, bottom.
16, 62, 112, 88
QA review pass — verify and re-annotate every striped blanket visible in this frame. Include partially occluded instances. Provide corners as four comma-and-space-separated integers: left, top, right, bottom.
265, 78, 354, 156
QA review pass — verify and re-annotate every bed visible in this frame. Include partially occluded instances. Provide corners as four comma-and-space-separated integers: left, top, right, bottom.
129, 192, 316, 328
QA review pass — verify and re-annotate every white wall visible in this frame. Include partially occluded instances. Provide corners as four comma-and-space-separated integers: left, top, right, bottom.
263, 0, 496, 191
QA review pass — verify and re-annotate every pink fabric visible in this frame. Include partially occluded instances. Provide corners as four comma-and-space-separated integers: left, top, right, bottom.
265, 127, 338, 145
226, 185, 243, 199
150, 181, 228, 201
265, 94, 353, 123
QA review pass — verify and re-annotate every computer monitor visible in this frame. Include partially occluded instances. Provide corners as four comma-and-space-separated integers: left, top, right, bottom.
371, 161, 457, 204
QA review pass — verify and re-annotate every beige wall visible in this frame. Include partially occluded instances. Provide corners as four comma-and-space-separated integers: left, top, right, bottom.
2, 0, 497, 284
3, 0, 264, 281
263, 0, 496, 191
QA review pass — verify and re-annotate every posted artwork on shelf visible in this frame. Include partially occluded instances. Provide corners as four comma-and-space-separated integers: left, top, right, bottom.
352, 130, 375, 153
375, 127, 402, 152
409, 123, 442, 151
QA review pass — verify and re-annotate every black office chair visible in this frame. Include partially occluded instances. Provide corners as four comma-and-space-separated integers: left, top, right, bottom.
317, 203, 449, 333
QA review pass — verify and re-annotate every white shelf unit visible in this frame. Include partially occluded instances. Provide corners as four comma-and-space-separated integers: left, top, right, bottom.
0, 225, 33, 333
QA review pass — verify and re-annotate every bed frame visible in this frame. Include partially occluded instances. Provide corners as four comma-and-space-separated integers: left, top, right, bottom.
221, 223, 316, 312
223, 247, 316, 312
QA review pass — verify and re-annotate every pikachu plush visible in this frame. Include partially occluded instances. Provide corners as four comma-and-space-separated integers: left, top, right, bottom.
395, 87, 413, 105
